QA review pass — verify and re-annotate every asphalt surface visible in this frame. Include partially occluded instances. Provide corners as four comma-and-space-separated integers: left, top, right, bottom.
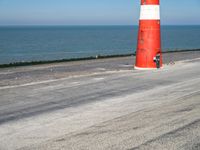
0, 51, 200, 150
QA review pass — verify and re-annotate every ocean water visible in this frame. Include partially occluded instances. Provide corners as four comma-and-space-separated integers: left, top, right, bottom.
0, 25, 200, 64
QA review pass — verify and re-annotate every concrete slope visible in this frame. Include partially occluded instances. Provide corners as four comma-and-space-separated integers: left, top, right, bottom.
0, 57, 200, 149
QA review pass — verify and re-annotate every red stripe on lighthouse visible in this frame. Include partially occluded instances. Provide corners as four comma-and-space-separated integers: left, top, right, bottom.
141, 0, 159, 5
135, 0, 162, 70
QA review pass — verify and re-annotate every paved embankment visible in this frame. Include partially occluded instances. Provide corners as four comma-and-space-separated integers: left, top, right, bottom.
0, 51, 200, 150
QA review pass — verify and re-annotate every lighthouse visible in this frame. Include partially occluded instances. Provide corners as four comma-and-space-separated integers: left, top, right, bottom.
135, 0, 163, 70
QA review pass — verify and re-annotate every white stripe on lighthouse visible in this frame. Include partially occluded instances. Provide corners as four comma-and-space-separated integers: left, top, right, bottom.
140, 5, 160, 20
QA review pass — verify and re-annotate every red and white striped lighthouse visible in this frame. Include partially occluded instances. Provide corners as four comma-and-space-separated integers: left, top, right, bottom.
135, 0, 163, 70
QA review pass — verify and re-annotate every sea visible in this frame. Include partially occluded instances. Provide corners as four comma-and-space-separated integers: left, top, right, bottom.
0, 25, 200, 64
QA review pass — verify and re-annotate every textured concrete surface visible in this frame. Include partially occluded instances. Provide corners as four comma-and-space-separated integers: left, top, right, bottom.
0, 51, 200, 150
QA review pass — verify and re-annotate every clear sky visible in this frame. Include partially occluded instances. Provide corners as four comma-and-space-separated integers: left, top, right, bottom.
0, 0, 200, 25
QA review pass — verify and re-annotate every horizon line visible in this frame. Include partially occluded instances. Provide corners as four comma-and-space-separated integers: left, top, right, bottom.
0, 24, 200, 27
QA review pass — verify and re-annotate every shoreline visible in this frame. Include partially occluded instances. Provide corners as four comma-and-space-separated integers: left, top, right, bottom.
0, 49, 200, 68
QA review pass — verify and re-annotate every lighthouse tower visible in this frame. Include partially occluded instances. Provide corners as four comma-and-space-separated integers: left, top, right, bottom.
135, 0, 163, 70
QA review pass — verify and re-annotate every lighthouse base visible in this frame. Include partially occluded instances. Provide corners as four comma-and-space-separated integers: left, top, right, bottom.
134, 65, 163, 70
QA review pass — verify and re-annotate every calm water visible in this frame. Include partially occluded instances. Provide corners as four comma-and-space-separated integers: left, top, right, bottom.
0, 25, 200, 64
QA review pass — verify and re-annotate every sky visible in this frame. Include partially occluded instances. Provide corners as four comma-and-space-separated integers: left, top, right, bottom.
0, 0, 200, 25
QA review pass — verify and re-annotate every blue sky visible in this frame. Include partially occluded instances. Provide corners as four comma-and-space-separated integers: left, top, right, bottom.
0, 0, 199, 25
